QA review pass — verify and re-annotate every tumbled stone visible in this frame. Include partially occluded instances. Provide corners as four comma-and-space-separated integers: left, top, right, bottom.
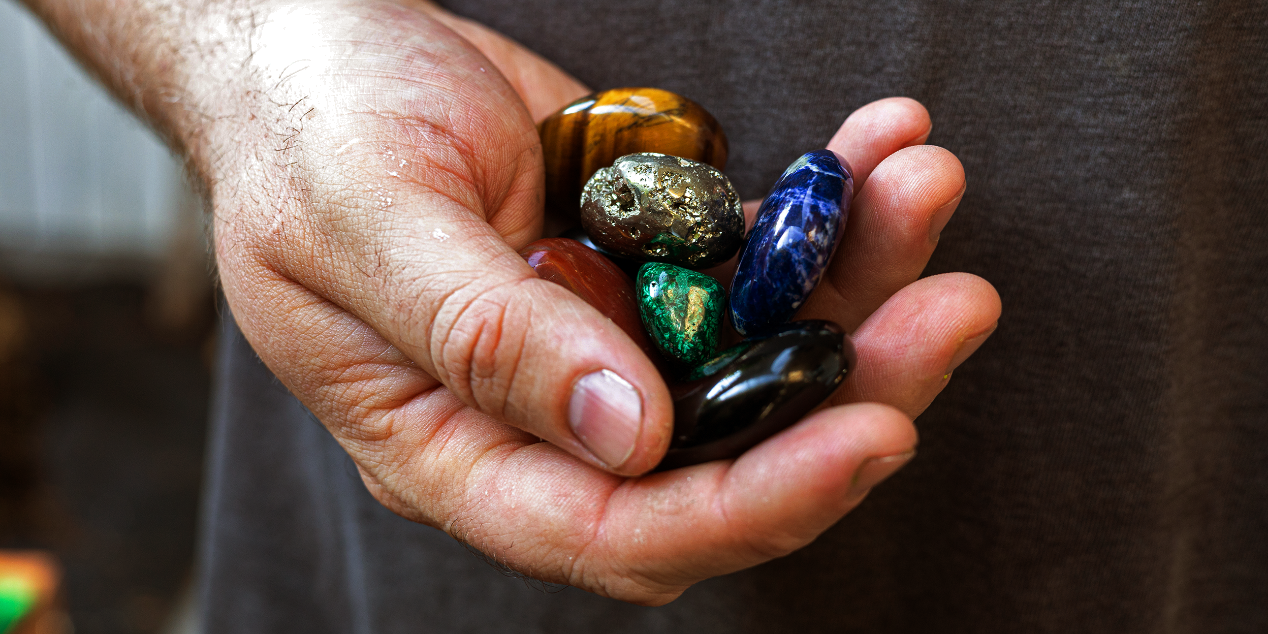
558, 226, 642, 278
581, 153, 744, 269
729, 150, 853, 336
636, 262, 725, 367
539, 87, 728, 215
520, 238, 657, 360
657, 320, 855, 471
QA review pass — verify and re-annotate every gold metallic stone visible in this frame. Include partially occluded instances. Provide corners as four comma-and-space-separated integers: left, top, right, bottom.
579, 153, 744, 269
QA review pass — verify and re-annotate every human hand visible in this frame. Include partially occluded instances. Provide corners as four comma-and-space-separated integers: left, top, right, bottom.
33, 0, 998, 604
713, 97, 1000, 420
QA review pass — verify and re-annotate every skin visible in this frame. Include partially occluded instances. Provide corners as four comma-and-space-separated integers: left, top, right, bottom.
22, 0, 1001, 605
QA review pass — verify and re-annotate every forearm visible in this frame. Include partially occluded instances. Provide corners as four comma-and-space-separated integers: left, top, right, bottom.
21, 0, 291, 187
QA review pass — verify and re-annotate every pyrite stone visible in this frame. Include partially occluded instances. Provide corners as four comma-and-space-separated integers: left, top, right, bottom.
636, 262, 725, 367
581, 153, 744, 269
657, 320, 855, 471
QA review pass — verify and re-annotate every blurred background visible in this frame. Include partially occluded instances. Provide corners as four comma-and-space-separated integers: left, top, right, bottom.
1, 2, 215, 633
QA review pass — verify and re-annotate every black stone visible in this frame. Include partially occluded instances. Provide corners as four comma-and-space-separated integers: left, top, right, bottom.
656, 320, 855, 471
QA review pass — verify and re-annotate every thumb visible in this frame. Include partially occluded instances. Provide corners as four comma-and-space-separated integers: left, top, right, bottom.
227, 167, 674, 475
206, 6, 672, 475
395, 211, 674, 474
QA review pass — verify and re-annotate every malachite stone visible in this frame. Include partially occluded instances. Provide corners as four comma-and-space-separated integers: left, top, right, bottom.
636, 262, 725, 366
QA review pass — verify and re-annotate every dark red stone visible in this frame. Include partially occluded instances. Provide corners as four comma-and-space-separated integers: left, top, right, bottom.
520, 238, 658, 361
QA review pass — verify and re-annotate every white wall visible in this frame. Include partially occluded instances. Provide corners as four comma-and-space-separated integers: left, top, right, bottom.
0, 0, 193, 282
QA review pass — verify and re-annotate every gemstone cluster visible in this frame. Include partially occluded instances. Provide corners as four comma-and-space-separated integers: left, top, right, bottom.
525, 87, 857, 470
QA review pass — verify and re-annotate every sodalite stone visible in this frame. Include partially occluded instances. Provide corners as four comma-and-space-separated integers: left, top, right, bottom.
729, 150, 853, 336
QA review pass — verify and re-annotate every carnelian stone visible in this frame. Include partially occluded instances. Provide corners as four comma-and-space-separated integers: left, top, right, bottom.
519, 237, 657, 360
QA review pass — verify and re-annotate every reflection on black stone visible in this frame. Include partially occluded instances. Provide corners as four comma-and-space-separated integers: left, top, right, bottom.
657, 320, 855, 471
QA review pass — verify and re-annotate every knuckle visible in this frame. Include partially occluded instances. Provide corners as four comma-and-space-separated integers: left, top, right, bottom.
430, 277, 533, 416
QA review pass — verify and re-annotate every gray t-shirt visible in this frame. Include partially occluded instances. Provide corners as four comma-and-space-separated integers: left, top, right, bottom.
198, 1, 1268, 631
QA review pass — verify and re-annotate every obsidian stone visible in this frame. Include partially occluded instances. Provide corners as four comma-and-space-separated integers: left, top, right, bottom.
656, 320, 855, 471
730, 150, 853, 336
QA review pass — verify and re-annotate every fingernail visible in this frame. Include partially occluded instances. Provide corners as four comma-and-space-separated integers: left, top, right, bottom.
945, 322, 997, 377
848, 450, 915, 501
569, 369, 643, 469
928, 189, 965, 244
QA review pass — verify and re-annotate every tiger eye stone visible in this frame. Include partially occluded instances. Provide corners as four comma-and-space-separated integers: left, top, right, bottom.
656, 320, 855, 471
636, 262, 725, 367
539, 87, 728, 214
520, 238, 656, 360
580, 153, 744, 269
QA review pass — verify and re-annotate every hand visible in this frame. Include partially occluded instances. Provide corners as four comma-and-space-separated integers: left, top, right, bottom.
29, 0, 999, 604
719, 97, 1000, 418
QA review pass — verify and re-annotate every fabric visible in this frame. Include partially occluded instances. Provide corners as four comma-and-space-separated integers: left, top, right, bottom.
197, 1, 1268, 632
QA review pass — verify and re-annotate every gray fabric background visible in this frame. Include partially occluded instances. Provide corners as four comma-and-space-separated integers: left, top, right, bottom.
198, 1, 1268, 631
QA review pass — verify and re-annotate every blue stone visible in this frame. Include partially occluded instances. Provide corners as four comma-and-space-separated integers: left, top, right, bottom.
729, 150, 853, 336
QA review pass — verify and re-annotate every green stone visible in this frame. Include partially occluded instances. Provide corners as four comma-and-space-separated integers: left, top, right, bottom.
636, 262, 725, 366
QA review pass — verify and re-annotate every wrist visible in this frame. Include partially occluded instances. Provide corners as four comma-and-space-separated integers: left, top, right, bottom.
24, 0, 298, 197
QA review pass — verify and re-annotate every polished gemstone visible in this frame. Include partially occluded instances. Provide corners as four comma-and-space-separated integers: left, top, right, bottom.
581, 153, 744, 269
657, 320, 855, 471
520, 238, 657, 360
636, 262, 725, 367
729, 150, 853, 336
539, 87, 728, 214
557, 226, 642, 278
